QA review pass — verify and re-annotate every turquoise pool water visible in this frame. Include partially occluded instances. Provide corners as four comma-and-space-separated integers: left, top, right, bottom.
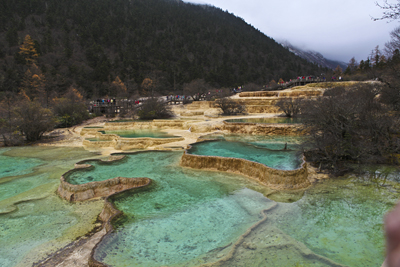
1, 143, 398, 267
100, 130, 179, 138
85, 138, 111, 142
0, 150, 45, 202
266, 171, 399, 267
199, 134, 306, 151
0, 151, 42, 179
68, 151, 274, 266
96, 188, 272, 267
187, 140, 303, 170
64, 150, 398, 267
225, 117, 302, 124
0, 147, 104, 267
0, 173, 52, 203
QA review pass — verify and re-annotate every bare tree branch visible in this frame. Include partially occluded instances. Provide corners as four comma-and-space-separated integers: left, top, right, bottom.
373, 0, 400, 21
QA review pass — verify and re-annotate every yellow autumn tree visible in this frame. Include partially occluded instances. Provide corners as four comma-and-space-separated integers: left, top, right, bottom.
141, 78, 154, 96
19, 35, 39, 64
65, 87, 84, 102
111, 76, 127, 97
20, 63, 45, 102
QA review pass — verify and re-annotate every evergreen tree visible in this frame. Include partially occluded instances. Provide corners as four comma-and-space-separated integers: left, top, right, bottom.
333, 65, 343, 77
6, 27, 18, 47
0, 0, 325, 98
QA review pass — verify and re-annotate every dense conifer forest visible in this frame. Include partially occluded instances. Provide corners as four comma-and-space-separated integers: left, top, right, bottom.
0, 0, 324, 98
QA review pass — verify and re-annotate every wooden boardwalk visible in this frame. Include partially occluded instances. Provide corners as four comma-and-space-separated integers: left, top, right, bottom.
266, 77, 322, 91
89, 100, 135, 115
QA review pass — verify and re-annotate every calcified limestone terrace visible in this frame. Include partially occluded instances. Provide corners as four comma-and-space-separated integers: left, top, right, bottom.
222, 120, 305, 135
225, 117, 302, 124
58, 154, 153, 202
186, 139, 303, 170
82, 129, 185, 150
100, 119, 200, 131
180, 142, 310, 190
238, 83, 333, 98
81, 117, 307, 152
3, 83, 395, 267
58, 173, 151, 202
239, 89, 324, 98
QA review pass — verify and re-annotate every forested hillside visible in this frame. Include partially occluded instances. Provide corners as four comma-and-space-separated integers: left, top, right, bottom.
0, 0, 324, 98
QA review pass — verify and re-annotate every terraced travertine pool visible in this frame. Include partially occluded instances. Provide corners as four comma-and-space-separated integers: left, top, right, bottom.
198, 134, 305, 151
225, 117, 302, 124
100, 129, 180, 138
187, 140, 302, 170
1, 136, 399, 267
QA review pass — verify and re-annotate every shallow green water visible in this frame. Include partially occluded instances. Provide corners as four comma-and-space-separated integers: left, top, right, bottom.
267, 172, 400, 267
225, 117, 302, 124
0, 195, 101, 267
188, 140, 302, 170
67, 150, 399, 267
96, 189, 272, 267
199, 133, 306, 151
101, 130, 179, 138
0, 173, 52, 202
0, 149, 46, 203
88, 151, 274, 266
1, 144, 399, 267
85, 138, 111, 142
0, 151, 42, 179
0, 147, 103, 267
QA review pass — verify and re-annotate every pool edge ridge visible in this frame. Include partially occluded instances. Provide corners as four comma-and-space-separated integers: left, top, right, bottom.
180, 151, 310, 190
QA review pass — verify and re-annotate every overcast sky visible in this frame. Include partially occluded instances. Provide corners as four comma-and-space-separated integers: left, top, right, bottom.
183, 0, 399, 63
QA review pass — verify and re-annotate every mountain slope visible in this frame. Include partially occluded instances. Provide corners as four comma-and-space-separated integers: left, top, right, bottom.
281, 41, 347, 70
0, 0, 325, 97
